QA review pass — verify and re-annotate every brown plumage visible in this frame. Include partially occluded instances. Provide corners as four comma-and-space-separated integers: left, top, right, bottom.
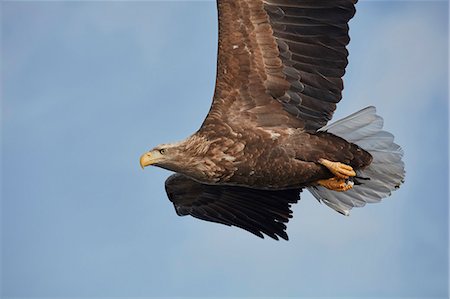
140, 0, 405, 240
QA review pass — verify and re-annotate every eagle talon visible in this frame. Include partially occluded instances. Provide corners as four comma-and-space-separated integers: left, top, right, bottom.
317, 177, 354, 192
318, 158, 356, 179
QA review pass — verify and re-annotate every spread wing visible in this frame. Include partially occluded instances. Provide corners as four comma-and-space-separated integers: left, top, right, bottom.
201, 0, 357, 132
165, 174, 301, 240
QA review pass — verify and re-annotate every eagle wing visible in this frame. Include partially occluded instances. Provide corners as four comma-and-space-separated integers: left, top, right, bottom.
165, 174, 301, 240
201, 0, 357, 132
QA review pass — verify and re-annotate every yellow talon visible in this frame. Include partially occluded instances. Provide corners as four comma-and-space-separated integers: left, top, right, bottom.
317, 177, 354, 192
318, 158, 356, 179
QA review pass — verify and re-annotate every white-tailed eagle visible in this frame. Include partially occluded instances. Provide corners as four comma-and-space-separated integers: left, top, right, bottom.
140, 0, 405, 240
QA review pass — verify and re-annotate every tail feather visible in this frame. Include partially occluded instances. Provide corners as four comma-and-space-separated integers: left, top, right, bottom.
308, 106, 405, 215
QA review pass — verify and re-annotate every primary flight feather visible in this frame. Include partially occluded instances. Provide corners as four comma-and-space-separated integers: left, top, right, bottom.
140, 0, 405, 240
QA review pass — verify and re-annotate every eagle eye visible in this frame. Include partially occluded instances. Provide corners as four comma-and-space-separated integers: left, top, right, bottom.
159, 148, 166, 155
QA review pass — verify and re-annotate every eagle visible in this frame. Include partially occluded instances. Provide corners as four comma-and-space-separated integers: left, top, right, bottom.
140, 0, 405, 240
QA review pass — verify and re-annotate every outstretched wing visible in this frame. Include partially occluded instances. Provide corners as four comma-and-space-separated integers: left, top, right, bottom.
165, 174, 301, 240
201, 0, 357, 133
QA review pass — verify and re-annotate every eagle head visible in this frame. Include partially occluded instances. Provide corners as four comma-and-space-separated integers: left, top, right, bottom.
140, 142, 185, 170
140, 135, 232, 183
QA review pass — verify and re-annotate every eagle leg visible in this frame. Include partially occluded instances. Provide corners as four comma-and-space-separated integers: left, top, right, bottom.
317, 177, 354, 192
318, 158, 356, 179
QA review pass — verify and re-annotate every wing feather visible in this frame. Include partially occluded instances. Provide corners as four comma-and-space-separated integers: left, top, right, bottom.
200, 0, 357, 134
165, 174, 301, 240
265, 0, 357, 130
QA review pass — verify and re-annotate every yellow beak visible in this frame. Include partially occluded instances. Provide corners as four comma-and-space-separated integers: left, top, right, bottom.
140, 152, 155, 169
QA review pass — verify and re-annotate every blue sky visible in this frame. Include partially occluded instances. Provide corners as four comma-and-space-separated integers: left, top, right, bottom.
1, 1, 448, 298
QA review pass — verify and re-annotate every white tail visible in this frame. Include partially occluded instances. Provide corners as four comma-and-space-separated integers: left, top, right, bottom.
307, 106, 405, 215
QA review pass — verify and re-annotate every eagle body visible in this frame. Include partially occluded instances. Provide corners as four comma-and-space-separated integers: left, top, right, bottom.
176, 128, 372, 190
140, 0, 405, 240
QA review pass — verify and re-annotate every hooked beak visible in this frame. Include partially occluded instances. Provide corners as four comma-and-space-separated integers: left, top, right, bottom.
140, 152, 156, 169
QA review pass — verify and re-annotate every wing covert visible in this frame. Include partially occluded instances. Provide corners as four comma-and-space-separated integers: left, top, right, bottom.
200, 0, 358, 133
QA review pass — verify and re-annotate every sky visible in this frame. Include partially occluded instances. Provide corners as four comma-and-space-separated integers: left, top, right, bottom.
1, 1, 448, 298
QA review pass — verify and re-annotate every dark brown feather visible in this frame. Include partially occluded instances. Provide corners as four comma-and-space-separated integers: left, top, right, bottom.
265, 0, 357, 130
165, 174, 301, 240
201, 0, 357, 133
